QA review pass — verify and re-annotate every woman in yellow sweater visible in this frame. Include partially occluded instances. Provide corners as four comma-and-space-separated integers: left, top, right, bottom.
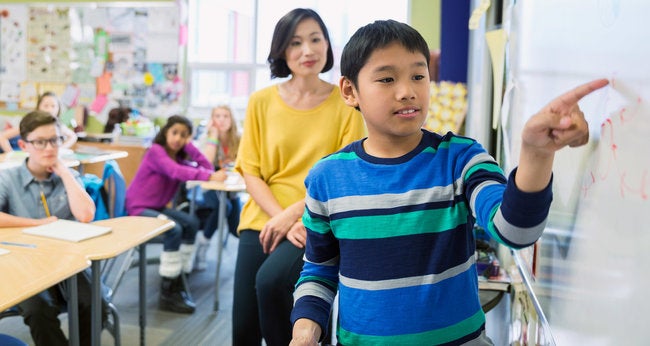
233, 8, 366, 346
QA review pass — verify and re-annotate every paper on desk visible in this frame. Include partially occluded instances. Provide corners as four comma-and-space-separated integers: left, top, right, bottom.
22, 220, 112, 242
0, 248, 9, 255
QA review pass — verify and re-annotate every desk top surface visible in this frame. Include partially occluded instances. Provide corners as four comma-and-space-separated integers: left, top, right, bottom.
0, 245, 89, 311
0, 216, 175, 310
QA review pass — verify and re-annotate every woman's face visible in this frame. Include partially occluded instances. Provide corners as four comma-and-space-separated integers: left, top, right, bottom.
38, 95, 60, 117
284, 18, 329, 77
211, 107, 233, 133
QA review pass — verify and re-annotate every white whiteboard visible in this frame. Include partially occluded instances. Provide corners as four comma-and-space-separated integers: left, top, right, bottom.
506, 1, 650, 344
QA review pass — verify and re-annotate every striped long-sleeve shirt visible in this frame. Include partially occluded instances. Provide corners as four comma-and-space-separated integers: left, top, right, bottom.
291, 129, 552, 345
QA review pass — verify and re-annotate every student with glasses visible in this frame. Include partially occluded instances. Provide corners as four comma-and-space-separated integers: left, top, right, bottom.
0, 110, 101, 346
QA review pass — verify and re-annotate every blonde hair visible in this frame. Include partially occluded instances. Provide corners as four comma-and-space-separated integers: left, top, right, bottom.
212, 105, 240, 162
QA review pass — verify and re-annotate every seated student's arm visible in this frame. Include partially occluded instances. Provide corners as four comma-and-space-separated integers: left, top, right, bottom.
0, 212, 57, 227
50, 160, 95, 223
515, 78, 608, 192
60, 126, 78, 149
0, 127, 20, 152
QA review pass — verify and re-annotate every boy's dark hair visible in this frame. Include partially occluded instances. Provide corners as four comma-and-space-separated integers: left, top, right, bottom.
153, 115, 193, 157
20, 110, 60, 139
36, 91, 61, 117
267, 8, 334, 79
341, 19, 430, 88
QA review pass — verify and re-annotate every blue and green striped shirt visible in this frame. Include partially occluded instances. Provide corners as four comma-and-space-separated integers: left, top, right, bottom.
291, 130, 552, 345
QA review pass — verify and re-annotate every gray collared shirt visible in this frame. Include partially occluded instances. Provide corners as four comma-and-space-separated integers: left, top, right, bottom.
0, 159, 83, 220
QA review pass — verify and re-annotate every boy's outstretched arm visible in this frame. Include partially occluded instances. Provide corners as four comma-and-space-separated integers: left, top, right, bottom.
515, 78, 609, 192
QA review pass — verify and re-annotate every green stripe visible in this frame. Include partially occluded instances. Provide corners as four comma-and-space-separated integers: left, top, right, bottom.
465, 162, 503, 180
332, 206, 469, 240
296, 275, 336, 288
338, 308, 485, 345
304, 213, 331, 235
321, 151, 358, 162
485, 204, 506, 243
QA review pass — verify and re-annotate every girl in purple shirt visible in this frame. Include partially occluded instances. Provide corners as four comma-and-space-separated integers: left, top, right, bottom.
126, 115, 225, 313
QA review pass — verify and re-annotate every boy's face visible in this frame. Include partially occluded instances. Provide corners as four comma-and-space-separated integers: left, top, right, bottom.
18, 123, 61, 169
341, 42, 430, 143
284, 18, 328, 77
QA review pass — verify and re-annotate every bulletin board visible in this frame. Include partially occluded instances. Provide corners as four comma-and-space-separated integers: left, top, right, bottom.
0, 1, 187, 125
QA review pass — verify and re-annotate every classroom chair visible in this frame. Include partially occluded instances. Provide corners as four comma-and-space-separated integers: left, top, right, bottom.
0, 332, 27, 346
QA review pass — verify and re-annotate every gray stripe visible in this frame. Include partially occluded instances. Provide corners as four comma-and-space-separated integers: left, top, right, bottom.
493, 208, 546, 245
460, 153, 497, 182
469, 180, 502, 218
303, 254, 339, 267
294, 281, 336, 306
340, 255, 476, 291
308, 185, 459, 216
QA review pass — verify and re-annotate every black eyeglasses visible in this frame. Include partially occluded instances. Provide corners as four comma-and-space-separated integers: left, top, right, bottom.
24, 136, 65, 150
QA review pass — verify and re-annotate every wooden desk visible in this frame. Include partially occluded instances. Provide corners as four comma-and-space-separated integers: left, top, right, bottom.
82, 216, 175, 346
64, 145, 129, 174
187, 175, 246, 311
0, 235, 89, 346
72, 141, 148, 187
2, 216, 175, 346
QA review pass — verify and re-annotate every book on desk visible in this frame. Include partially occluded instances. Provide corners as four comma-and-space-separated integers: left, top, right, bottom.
22, 220, 112, 242
478, 269, 512, 292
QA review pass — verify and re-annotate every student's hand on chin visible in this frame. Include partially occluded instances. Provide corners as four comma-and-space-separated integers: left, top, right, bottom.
47, 160, 66, 175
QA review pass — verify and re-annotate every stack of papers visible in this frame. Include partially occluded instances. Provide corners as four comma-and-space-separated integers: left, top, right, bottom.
22, 220, 112, 242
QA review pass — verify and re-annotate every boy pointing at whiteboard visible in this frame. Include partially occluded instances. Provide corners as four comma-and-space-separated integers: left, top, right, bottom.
290, 20, 608, 345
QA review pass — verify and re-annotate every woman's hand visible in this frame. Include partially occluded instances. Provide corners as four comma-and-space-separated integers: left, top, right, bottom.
286, 220, 307, 249
259, 209, 297, 254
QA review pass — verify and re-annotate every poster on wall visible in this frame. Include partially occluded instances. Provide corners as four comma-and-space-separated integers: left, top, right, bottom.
26, 7, 72, 83
0, 5, 28, 103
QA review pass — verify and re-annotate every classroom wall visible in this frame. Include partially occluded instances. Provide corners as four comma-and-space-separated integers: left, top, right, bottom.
0, 0, 184, 134
409, 0, 440, 51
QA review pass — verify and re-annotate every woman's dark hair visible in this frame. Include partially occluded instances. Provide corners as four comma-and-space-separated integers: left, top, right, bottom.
153, 115, 193, 158
267, 8, 334, 79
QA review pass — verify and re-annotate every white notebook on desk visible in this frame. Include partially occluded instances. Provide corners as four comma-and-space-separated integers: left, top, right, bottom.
22, 220, 112, 242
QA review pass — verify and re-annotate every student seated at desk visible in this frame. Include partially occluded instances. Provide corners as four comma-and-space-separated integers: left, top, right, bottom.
126, 115, 226, 314
0, 92, 77, 153
0, 110, 100, 346
193, 104, 242, 271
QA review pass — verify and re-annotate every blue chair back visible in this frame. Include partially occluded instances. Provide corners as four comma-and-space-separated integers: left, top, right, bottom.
102, 160, 127, 218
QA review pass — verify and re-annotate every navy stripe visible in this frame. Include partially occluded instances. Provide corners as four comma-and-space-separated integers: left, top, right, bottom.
337, 224, 475, 281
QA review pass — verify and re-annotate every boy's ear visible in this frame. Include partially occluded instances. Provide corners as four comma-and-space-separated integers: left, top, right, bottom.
339, 76, 359, 108
17, 139, 26, 151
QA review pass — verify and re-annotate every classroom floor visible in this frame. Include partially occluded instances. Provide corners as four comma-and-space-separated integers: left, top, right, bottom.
0, 232, 239, 346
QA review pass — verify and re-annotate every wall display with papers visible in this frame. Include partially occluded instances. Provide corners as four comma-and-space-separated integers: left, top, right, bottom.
0, 1, 187, 125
